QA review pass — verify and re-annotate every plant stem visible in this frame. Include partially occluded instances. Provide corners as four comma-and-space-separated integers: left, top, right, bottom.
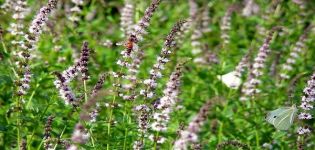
153, 132, 160, 150
83, 80, 88, 102
17, 96, 22, 150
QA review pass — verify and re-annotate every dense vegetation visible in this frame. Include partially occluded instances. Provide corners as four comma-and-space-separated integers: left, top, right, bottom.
0, 0, 314, 149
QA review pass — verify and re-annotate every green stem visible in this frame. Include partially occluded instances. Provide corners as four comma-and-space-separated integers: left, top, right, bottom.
83, 80, 88, 102
123, 128, 127, 150
17, 96, 22, 150
218, 121, 223, 143
26, 83, 39, 109
153, 132, 160, 150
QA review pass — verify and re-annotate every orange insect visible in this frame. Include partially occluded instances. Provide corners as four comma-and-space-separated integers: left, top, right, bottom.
125, 35, 137, 55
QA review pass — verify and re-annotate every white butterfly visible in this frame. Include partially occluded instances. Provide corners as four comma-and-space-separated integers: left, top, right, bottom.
266, 105, 298, 130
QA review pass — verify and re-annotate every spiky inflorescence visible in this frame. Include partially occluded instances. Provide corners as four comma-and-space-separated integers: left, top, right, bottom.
297, 73, 314, 135
116, 0, 161, 100
77, 41, 91, 81
69, 123, 90, 148
133, 104, 150, 149
280, 26, 311, 80
0, 0, 15, 13
188, 0, 198, 21
141, 20, 187, 99
241, 27, 281, 100
91, 74, 106, 97
54, 72, 77, 105
149, 62, 185, 143
69, 0, 84, 22
43, 116, 55, 150
220, 5, 237, 45
173, 100, 212, 150
242, 0, 259, 17
8, 0, 28, 39
54, 41, 91, 105
131, 0, 161, 41
29, 0, 58, 38
120, 0, 134, 36
17, 0, 58, 96
201, 6, 211, 33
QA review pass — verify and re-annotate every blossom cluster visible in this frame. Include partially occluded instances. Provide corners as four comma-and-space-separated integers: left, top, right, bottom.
141, 20, 186, 99
280, 26, 311, 80
77, 42, 91, 80
132, 0, 161, 41
220, 5, 237, 45
69, 0, 84, 22
241, 27, 280, 100
242, 0, 259, 17
54, 42, 91, 105
133, 104, 150, 150
43, 116, 55, 150
8, 0, 28, 38
68, 123, 90, 150
29, 0, 58, 37
17, 0, 58, 96
120, 1, 134, 36
116, 0, 162, 100
297, 73, 315, 135
187, 1, 214, 64
149, 62, 185, 143
174, 100, 212, 150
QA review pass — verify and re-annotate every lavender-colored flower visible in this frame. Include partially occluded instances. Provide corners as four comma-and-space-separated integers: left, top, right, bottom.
141, 20, 187, 98
134, 104, 151, 133
133, 140, 144, 150
54, 72, 77, 105
17, 0, 58, 96
149, 62, 186, 142
43, 116, 55, 150
220, 5, 238, 45
241, 27, 281, 100
29, 0, 58, 37
54, 42, 91, 105
8, 0, 28, 37
120, 0, 134, 36
131, 0, 161, 41
297, 73, 315, 135
17, 67, 31, 96
69, 0, 83, 22
91, 74, 106, 96
174, 100, 212, 150
71, 123, 90, 144
242, 0, 259, 17
116, 0, 162, 100
0, 0, 15, 13
201, 6, 211, 33
188, 0, 198, 21
133, 104, 150, 149
297, 127, 311, 135
280, 26, 312, 80
77, 41, 91, 81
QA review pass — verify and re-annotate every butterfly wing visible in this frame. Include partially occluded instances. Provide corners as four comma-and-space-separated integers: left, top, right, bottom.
266, 107, 291, 125
266, 106, 297, 130
273, 106, 297, 130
